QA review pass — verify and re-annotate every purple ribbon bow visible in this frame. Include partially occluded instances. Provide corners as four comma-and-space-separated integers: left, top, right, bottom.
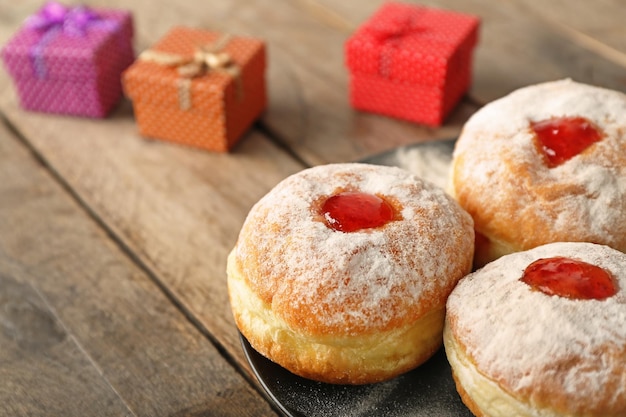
25, 2, 109, 78
26, 1, 99, 37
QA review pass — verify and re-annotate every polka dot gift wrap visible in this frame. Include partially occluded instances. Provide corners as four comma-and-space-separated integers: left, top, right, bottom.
345, 2, 480, 126
122, 27, 267, 152
1, 2, 135, 118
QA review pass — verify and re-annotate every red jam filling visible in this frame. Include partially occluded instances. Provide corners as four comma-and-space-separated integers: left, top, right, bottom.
531, 116, 602, 168
520, 256, 617, 300
321, 191, 395, 232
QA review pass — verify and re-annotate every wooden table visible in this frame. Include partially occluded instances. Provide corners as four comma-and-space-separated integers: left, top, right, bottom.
0, 1, 624, 416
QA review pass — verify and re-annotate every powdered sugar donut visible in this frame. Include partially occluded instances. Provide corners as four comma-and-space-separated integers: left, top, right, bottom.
444, 241, 626, 417
228, 163, 474, 384
449, 79, 626, 267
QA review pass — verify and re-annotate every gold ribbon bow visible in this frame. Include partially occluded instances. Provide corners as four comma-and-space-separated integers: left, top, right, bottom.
138, 34, 242, 110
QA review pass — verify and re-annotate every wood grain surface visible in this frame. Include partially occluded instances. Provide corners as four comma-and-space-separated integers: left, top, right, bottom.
0, 112, 278, 416
0, 0, 624, 416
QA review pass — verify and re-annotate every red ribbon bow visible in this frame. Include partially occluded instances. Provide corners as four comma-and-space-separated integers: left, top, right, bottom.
367, 14, 423, 44
365, 14, 424, 78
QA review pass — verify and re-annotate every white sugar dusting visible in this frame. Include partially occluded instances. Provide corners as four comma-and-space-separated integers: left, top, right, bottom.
447, 242, 626, 405
235, 163, 474, 334
451, 79, 626, 249
394, 143, 453, 190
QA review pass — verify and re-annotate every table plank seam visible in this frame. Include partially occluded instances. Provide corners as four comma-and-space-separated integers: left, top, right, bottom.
26, 277, 141, 417
512, 1, 626, 70
254, 121, 313, 168
0, 112, 279, 415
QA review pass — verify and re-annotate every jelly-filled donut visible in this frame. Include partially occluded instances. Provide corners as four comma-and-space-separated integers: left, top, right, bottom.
444, 242, 626, 417
228, 163, 474, 384
448, 79, 626, 267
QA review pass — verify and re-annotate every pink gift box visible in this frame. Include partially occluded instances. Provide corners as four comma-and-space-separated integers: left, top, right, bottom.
1, 2, 134, 118
345, 2, 480, 126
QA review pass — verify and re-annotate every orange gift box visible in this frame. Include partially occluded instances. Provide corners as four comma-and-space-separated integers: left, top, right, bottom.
122, 27, 267, 152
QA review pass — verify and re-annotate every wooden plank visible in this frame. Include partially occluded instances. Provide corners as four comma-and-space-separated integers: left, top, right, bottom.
0, 120, 278, 415
0, 0, 309, 381
2, 0, 624, 390
514, 0, 626, 63
252, 0, 476, 163
0, 268, 133, 417
128, 0, 476, 164
0, 0, 474, 167
311, 0, 626, 103
0, 96, 305, 379
169, 0, 476, 162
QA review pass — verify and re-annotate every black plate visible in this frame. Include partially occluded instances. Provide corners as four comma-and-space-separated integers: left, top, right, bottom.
241, 335, 472, 417
240, 139, 470, 417
360, 138, 456, 190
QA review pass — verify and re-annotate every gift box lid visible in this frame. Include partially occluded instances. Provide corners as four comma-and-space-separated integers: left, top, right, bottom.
346, 2, 480, 86
1, 2, 133, 82
122, 26, 265, 112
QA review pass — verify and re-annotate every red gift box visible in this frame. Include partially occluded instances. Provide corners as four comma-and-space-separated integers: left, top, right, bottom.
1, 2, 134, 118
345, 2, 480, 126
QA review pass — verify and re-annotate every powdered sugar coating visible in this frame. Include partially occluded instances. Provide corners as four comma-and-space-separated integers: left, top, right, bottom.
446, 242, 626, 415
233, 163, 474, 336
451, 79, 626, 254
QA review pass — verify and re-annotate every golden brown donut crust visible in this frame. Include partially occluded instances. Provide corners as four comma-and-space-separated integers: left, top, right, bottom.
449, 79, 626, 266
229, 163, 474, 384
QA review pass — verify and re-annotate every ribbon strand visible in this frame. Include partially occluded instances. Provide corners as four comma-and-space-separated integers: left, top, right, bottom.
138, 34, 242, 110
25, 1, 120, 79
367, 14, 422, 78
